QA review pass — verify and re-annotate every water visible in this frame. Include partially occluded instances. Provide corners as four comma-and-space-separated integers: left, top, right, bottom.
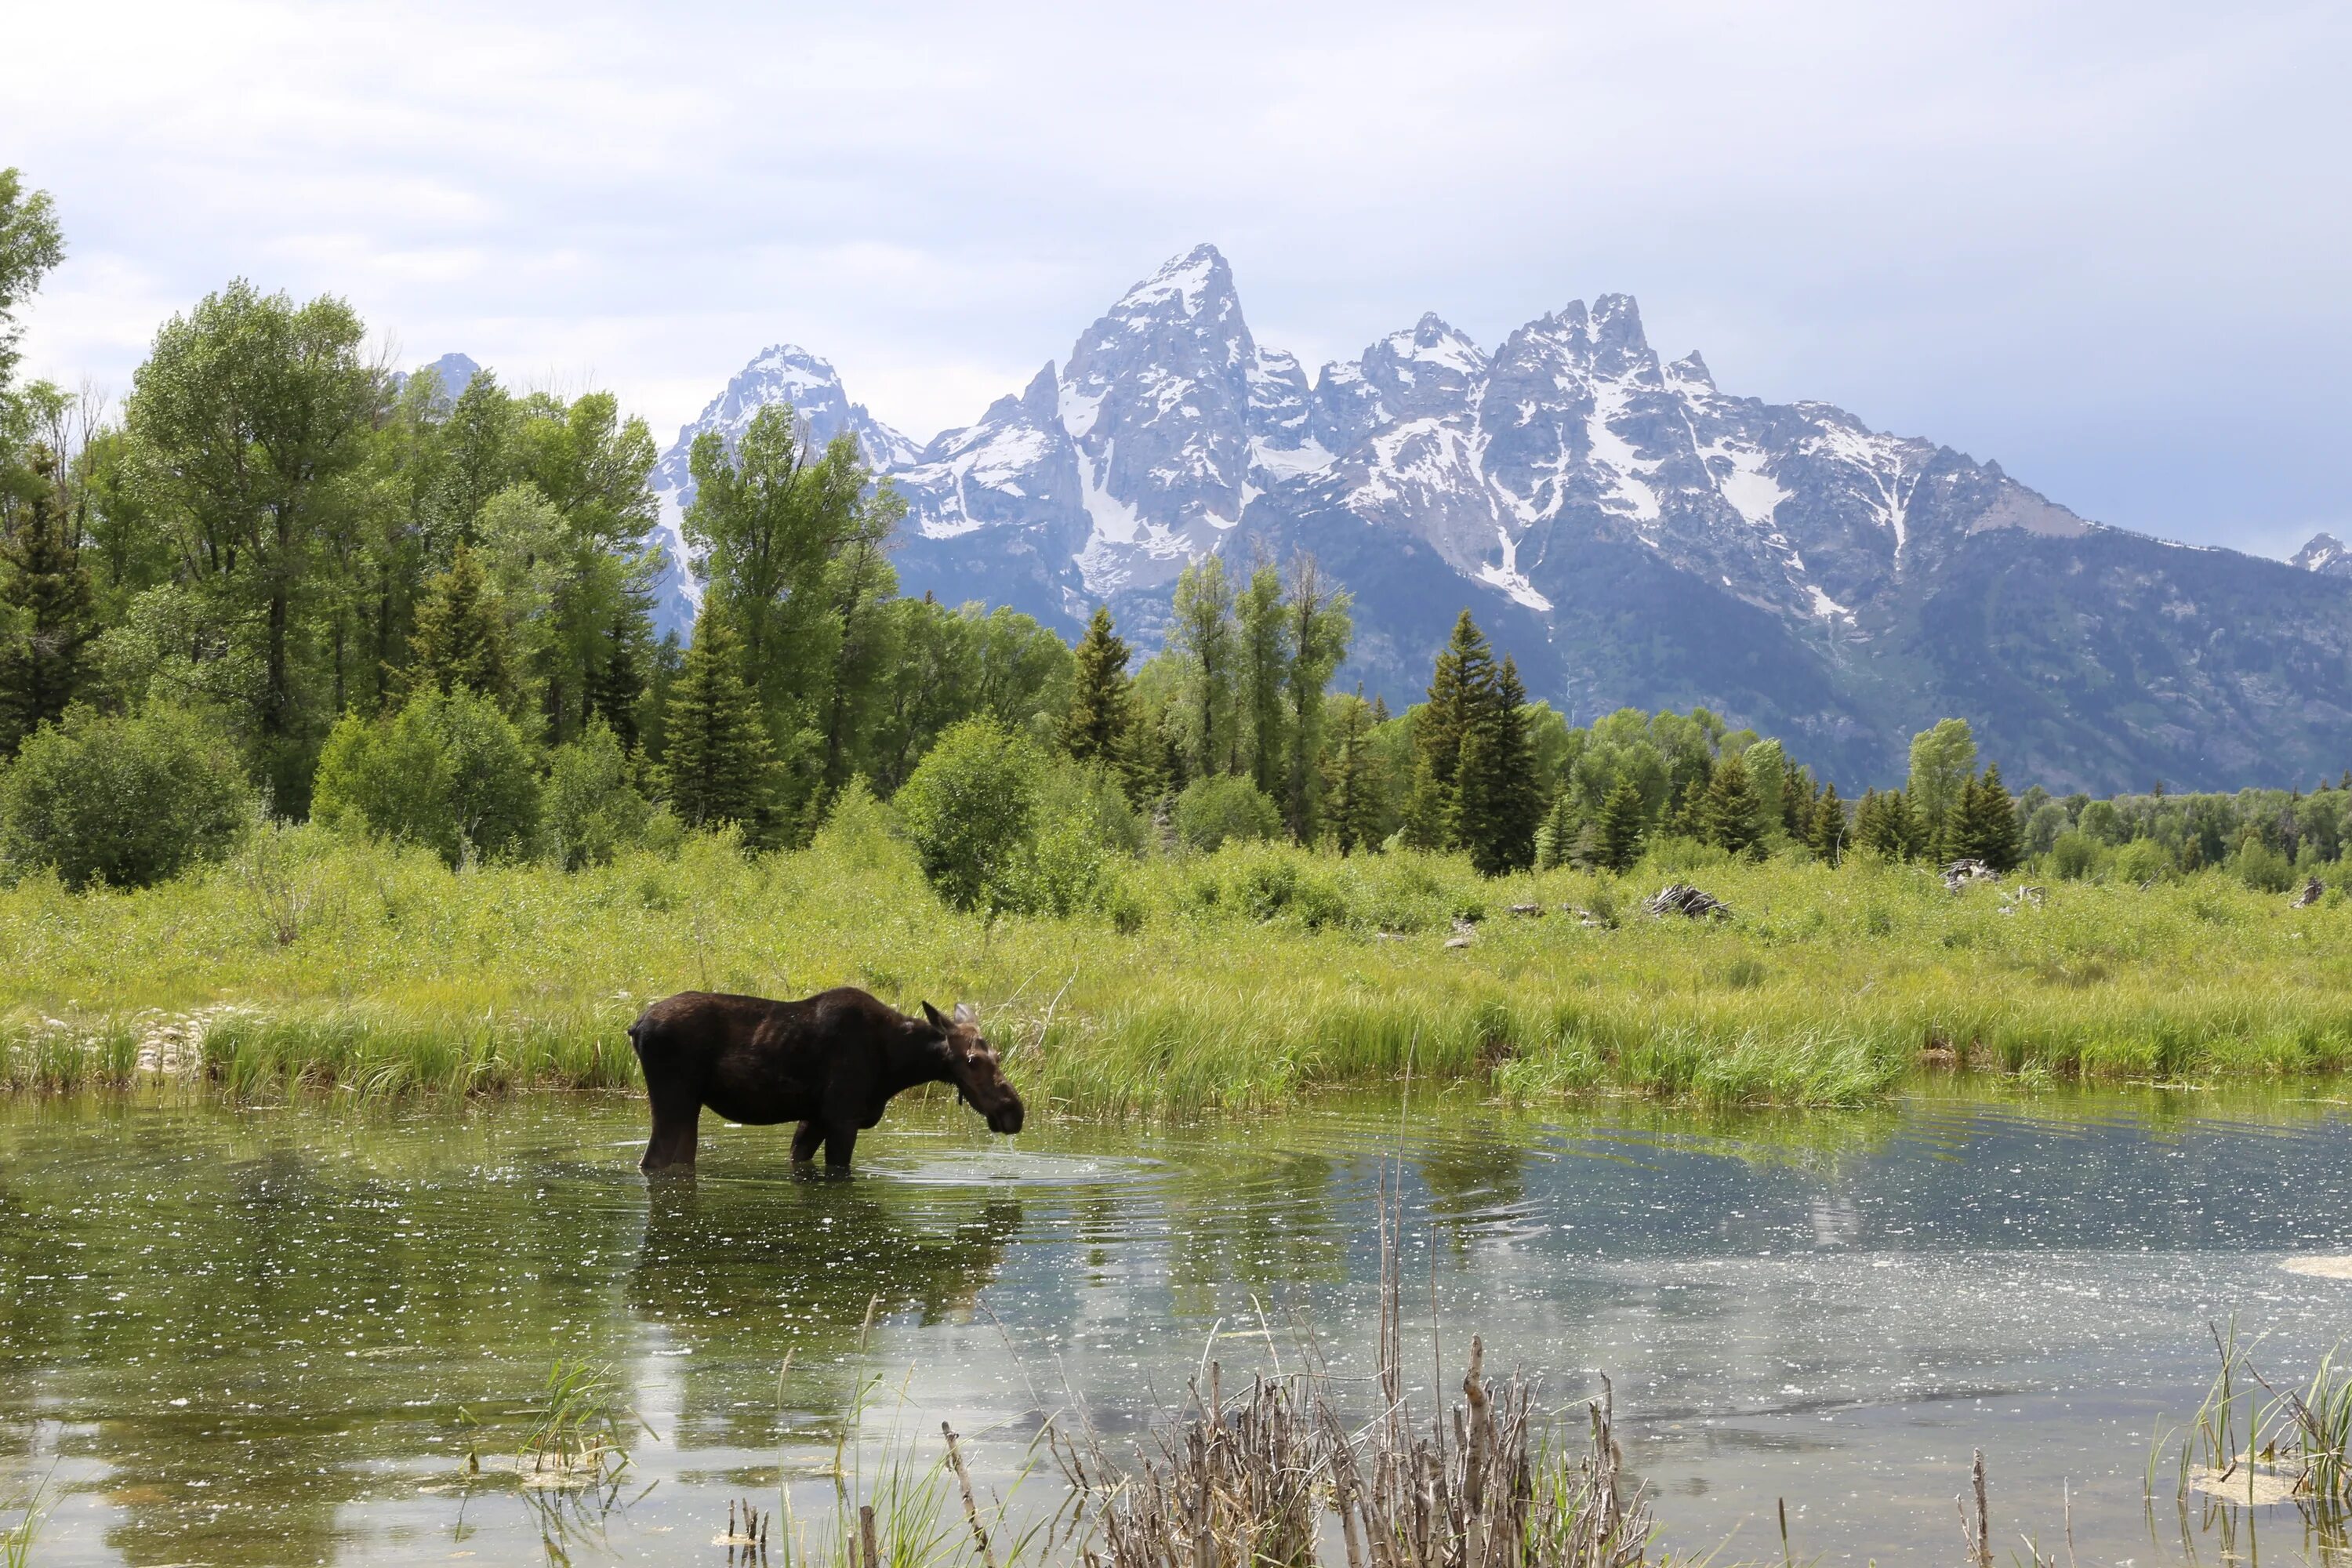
3, 1085, 2350, 1564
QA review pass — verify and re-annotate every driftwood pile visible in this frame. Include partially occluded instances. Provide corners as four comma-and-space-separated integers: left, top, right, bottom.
2293, 877, 2325, 909
1997, 884, 2046, 914
1644, 884, 1731, 920
1942, 858, 1998, 891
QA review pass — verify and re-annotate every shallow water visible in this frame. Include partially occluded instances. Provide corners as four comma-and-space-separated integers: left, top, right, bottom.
2, 1084, 2350, 1565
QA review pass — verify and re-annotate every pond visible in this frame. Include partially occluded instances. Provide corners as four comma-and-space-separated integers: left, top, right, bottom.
2, 1083, 2350, 1565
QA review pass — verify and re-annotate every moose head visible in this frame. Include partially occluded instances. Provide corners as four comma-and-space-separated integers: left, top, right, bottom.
923, 1000, 1025, 1135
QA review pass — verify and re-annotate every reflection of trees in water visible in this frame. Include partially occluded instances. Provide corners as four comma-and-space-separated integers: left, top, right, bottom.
1159, 1148, 1346, 1318
1415, 1122, 1530, 1254
0, 1117, 646, 1566
626, 1174, 1022, 1450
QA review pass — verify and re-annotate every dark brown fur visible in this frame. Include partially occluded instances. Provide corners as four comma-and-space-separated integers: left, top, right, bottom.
626, 987, 1025, 1171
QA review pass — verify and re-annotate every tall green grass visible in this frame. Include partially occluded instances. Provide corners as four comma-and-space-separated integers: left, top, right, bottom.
5, 816, 2350, 1111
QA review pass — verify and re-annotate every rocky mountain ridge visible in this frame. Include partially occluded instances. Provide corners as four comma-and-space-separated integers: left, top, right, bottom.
637, 247, 2352, 793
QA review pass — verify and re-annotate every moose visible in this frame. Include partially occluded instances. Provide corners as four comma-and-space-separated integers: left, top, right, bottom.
626, 987, 1025, 1172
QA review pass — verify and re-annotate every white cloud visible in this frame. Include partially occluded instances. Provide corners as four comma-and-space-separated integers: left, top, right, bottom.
5, 0, 2347, 543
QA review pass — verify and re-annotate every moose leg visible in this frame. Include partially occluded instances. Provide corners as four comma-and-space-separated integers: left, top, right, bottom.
822, 1123, 858, 1170
641, 1089, 702, 1172
789, 1120, 826, 1163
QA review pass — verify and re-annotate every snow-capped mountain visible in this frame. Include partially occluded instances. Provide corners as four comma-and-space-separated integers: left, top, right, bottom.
2293, 533, 2352, 579
649, 247, 2352, 791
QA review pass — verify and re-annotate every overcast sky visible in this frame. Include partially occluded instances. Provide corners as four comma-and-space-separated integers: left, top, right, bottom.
8, 0, 2347, 557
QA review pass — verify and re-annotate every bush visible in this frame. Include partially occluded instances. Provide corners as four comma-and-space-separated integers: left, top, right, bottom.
312, 690, 541, 866
543, 720, 652, 869
2232, 836, 2295, 894
2114, 837, 2169, 885
1172, 774, 1281, 854
0, 703, 254, 889
894, 717, 1042, 911
2048, 829, 2103, 881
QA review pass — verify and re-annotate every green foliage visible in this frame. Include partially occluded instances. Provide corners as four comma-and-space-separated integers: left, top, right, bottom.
1173, 773, 1282, 854
1853, 787, 1922, 861
402, 541, 511, 704
1063, 604, 1134, 769
0, 449, 96, 754
894, 716, 1042, 911
1906, 717, 1978, 854
543, 720, 653, 870
2232, 833, 2295, 893
2049, 829, 2103, 880
659, 607, 774, 842
312, 689, 541, 866
1281, 554, 1351, 843
0, 168, 64, 392
1595, 779, 1647, 873
0, 703, 252, 888
1321, 690, 1388, 855
1700, 753, 1767, 858
1806, 783, 1847, 864
1168, 555, 1238, 778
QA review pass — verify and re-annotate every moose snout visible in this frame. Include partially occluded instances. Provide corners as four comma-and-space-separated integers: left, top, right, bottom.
988, 1099, 1025, 1135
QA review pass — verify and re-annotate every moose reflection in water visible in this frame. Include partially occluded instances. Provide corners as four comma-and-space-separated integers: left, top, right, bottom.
628, 988, 1025, 1171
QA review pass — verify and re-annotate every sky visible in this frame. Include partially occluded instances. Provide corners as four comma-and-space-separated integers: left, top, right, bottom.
7, 0, 2348, 559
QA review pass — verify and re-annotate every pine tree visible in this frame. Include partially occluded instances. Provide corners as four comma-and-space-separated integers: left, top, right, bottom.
1806, 782, 1846, 864
1853, 787, 1921, 860
1062, 605, 1134, 767
1701, 753, 1768, 858
1454, 655, 1541, 874
660, 607, 775, 839
1401, 610, 1496, 850
404, 542, 510, 704
1595, 779, 1647, 873
1323, 690, 1386, 855
1953, 763, 2024, 870
0, 452, 96, 756
1533, 790, 1579, 870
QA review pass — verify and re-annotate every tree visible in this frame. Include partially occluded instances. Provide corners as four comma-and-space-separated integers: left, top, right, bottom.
1172, 773, 1283, 854
1906, 718, 1977, 858
894, 716, 1041, 911
0, 449, 96, 754
1063, 605, 1134, 767
1402, 609, 1496, 850
1744, 738, 1786, 838
124, 281, 382, 811
1234, 559, 1289, 794
1454, 655, 1541, 874
0, 169, 64, 394
0, 703, 253, 889
1853, 787, 1921, 860
1701, 753, 1768, 858
1806, 783, 1846, 863
1281, 553, 1351, 844
1323, 689, 1386, 855
543, 718, 653, 869
1169, 555, 1236, 779
1951, 762, 2024, 870
402, 542, 510, 703
659, 606, 775, 840
311, 688, 541, 866
1595, 779, 1647, 872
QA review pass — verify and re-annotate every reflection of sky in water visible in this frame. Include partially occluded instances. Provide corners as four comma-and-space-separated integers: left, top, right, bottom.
2, 1090, 2350, 1564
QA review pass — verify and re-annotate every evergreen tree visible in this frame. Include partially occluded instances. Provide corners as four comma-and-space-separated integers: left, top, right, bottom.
0, 450, 96, 755
1401, 609, 1495, 850
1062, 604, 1134, 768
1806, 782, 1846, 863
1952, 763, 2024, 869
403, 542, 510, 703
1701, 753, 1768, 858
1323, 688, 1385, 855
1595, 779, 1647, 873
1453, 655, 1541, 874
1533, 789, 1579, 870
1853, 787, 1921, 860
659, 607, 774, 840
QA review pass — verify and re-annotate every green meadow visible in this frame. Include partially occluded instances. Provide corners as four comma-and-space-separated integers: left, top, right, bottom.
5, 810, 2348, 1112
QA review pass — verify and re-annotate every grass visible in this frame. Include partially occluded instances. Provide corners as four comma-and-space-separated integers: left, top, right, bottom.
5, 814, 2352, 1112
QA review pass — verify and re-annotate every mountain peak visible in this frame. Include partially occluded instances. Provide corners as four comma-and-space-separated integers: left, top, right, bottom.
2293, 532, 2352, 577
1112, 243, 1235, 320
1591, 293, 1650, 354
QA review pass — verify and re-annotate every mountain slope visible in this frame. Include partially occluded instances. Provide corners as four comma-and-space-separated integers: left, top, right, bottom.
647, 249, 2352, 792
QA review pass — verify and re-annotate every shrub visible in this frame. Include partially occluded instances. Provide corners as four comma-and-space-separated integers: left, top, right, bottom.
2049, 829, 2103, 881
1172, 774, 1280, 854
2232, 835, 2295, 894
0, 703, 253, 888
2114, 837, 2168, 885
312, 690, 541, 866
543, 720, 652, 870
894, 717, 1041, 911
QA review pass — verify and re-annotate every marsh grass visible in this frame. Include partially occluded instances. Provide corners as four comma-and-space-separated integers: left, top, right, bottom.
461, 1356, 656, 1489
2157, 1321, 2352, 1548
6, 821, 2352, 1111
0, 1471, 45, 1568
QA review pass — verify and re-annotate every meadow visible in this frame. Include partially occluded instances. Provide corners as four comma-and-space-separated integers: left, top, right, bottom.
4, 804, 2350, 1112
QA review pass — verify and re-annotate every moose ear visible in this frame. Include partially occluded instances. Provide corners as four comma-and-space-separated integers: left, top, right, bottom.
953, 1001, 978, 1026
920, 1001, 950, 1031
